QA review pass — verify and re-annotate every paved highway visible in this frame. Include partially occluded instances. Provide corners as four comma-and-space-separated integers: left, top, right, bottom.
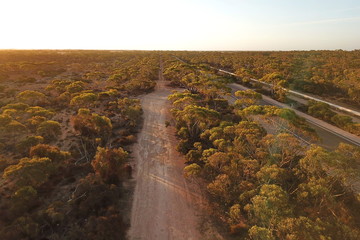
218, 69, 360, 118
230, 83, 360, 149
174, 56, 360, 149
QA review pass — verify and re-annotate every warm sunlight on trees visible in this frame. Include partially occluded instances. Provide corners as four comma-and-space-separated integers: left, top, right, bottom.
92, 147, 128, 184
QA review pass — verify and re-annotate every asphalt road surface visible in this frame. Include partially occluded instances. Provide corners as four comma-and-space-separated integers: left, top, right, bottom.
229, 83, 360, 149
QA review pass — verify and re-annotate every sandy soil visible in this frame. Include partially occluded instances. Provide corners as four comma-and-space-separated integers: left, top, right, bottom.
127, 64, 224, 240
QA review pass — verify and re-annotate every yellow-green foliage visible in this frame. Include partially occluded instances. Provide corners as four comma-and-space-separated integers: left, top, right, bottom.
3, 157, 54, 187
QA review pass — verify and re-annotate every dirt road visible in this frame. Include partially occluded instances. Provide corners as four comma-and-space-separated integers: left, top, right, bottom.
128, 64, 222, 240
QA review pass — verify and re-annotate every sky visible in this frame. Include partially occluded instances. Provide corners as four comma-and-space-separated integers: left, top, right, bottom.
0, 0, 359, 51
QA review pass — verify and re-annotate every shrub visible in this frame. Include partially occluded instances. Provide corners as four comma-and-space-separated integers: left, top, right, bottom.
3, 157, 55, 187
30, 144, 70, 163
3, 120, 27, 136
1, 102, 29, 111
16, 135, 44, 154
17, 90, 47, 106
92, 147, 128, 184
36, 120, 61, 141
66, 81, 85, 93
0, 114, 12, 125
72, 111, 112, 143
10, 186, 38, 216
70, 92, 97, 108
69, 174, 121, 217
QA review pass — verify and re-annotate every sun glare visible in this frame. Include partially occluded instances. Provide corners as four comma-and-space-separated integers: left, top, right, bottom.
0, 0, 359, 50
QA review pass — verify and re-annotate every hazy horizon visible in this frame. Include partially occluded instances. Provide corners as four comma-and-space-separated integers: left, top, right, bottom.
1, 0, 359, 51
1, 48, 359, 52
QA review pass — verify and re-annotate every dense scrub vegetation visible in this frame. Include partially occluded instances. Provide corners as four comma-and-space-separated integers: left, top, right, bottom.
303, 100, 360, 135
172, 51, 360, 136
174, 50, 360, 106
0, 50, 159, 239
165, 58, 360, 239
1, 50, 359, 239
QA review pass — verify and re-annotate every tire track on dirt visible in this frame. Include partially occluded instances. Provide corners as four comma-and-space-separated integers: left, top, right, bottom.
128, 61, 223, 240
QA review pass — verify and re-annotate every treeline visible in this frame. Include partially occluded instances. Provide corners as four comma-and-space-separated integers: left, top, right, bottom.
0, 50, 159, 239
172, 50, 360, 106
165, 60, 360, 239
0, 50, 159, 106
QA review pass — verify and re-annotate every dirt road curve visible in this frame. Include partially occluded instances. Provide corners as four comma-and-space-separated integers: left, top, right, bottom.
128, 64, 221, 240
